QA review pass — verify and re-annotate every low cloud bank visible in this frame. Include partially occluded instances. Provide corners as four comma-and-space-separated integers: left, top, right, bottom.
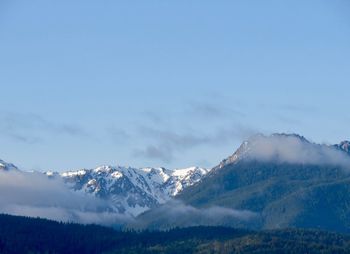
162, 200, 257, 221
246, 134, 350, 169
0, 170, 133, 225
0, 170, 257, 229
131, 200, 259, 230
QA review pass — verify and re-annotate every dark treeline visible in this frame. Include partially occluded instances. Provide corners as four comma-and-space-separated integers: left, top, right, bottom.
0, 214, 350, 254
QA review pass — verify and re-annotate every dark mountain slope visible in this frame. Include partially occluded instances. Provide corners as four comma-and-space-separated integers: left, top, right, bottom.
180, 160, 347, 208
138, 134, 350, 232
176, 134, 350, 232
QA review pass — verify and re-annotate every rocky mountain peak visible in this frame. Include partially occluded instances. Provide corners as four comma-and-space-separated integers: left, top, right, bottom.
214, 134, 350, 179
54, 165, 210, 216
0, 159, 18, 171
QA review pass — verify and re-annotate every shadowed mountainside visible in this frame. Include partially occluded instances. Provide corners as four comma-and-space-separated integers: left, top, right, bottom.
137, 134, 350, 232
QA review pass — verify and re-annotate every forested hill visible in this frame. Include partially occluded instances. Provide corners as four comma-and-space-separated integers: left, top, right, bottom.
1, 213, 350, 254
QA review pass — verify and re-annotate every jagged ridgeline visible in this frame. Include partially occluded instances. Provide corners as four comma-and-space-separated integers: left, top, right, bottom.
0, 158, 211, 222
137, 134, 350, 232
1, 133, 350, 232
49, 166, 210, 216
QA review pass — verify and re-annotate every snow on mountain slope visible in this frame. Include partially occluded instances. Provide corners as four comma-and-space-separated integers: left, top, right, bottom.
53, 166, 210, 216
4, 133, 347, 218
0, 158, 210, 217
0, 160, 18, 171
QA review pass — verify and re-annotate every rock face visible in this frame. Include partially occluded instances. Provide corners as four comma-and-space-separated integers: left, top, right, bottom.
53, 166, 210, 216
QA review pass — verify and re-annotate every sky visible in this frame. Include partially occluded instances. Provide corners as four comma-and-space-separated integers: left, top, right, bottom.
0, 0, 349, 171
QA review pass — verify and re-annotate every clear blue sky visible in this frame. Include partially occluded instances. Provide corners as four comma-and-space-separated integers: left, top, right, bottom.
0, 0, 349, 171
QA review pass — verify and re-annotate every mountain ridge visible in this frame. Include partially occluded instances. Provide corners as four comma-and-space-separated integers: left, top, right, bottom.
216, 133, 350, 170
56, 165, 210, 216
1, 133, 350, 228
0, 158, 210, 217
138, 133, 350, 232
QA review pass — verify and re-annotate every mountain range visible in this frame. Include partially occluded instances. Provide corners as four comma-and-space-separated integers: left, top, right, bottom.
1, 133, 350, 233
0, 158, 210, 217
47, 166, 209, 216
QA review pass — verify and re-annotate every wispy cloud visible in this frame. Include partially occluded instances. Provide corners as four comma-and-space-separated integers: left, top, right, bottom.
132, 200, 259, 229
6, 133, 42, 144
133, 127, 209, 163
106, 126, 130, 144
133, 125, 256, 163
140, 111, 166, 124
246, 134, 350, 169
0, 112, 88, 143
131, 98, 254, 163
258, 103, 319, 114
139, 100, 244, 127
0, 170, 133, 225
188, 102, 245, 119
134, 145, 173, 163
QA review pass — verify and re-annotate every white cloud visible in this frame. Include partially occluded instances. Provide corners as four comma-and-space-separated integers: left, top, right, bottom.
247, 134, 350, 169
0, 170, 133, 225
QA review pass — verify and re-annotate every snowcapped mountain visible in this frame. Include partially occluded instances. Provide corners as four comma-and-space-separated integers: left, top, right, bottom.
1, 133, 349, 219
0, 157, 209, 217
0, 160, 18, 171
216, 133, 350, 170
47, 166, 210, 216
